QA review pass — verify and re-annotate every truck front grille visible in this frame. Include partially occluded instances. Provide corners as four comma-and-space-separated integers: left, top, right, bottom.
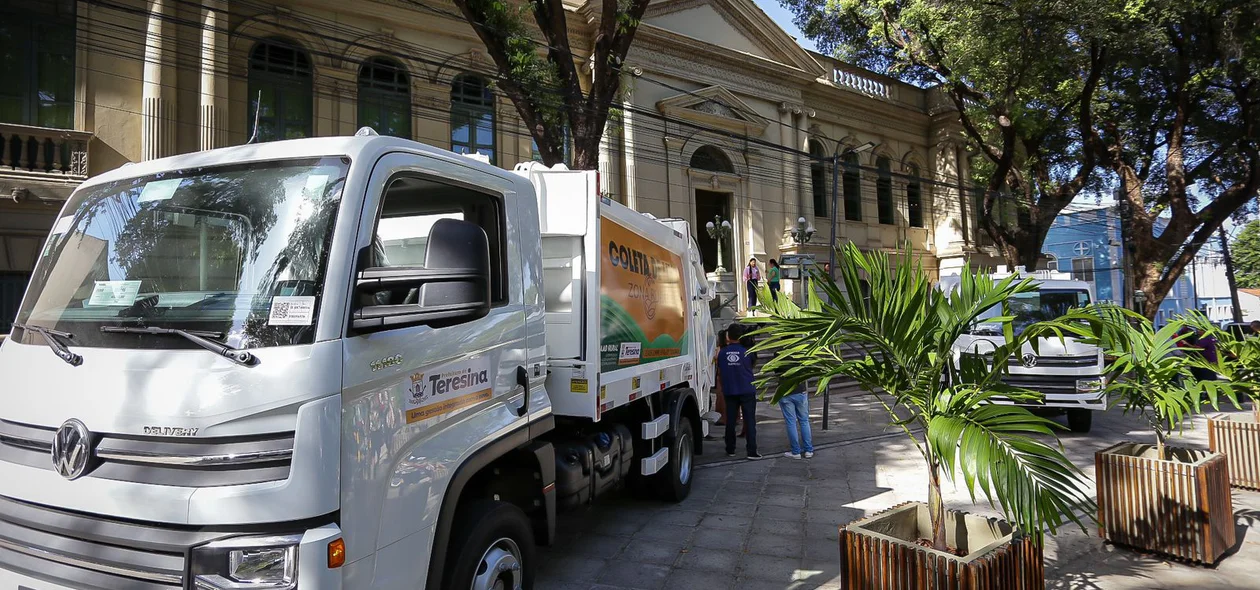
0, 495, 218, 589
0, 420, 293, 487
1030, 354, 1098, 368
1001, 374, 1089, 397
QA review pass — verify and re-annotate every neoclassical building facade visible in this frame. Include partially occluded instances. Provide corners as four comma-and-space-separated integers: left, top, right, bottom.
0, 0, 999, 328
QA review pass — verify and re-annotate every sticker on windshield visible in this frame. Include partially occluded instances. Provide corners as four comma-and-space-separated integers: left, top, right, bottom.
50, 216, 74, 236
87, 281, 142, 306
137, 178, 184, 203
268, 296, 316, 326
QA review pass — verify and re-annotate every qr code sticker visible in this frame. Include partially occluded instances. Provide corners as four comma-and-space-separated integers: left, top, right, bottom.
268, 296, 315, 326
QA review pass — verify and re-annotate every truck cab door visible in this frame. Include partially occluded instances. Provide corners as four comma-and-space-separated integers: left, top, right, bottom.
337, 152, 530, 578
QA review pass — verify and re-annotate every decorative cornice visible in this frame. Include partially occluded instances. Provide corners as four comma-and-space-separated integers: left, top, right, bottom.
658, 86, 771, 137
641, 0, 825, 77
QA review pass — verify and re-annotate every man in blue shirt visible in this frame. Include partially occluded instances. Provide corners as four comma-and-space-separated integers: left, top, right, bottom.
718, 324, 762, 460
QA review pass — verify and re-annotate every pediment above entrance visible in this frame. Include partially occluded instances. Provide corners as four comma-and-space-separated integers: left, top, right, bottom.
641, 0, 823, 76
656, 86, 769, 136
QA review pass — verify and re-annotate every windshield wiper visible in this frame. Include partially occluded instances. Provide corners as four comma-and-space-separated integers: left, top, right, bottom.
100, 326, 255, 366
12, 323, 82, 367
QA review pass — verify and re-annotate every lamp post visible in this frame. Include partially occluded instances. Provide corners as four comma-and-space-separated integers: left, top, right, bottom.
705, 215, 732, 273
789, 216, 815, 305
823, 141, 873, 431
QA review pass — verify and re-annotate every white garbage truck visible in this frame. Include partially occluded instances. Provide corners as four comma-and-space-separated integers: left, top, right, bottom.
940, 268, 1107, 433
0, 134, 716, 590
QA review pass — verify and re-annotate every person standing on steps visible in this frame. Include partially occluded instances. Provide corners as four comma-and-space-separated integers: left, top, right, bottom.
777, 368, 815, 459
743, 258, 761, 316
767, 259, 781, 303
718, 323, 761, 460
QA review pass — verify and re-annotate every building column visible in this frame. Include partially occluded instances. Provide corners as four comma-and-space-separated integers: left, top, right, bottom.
142, 0, 176, 160
777, 104, 796, 238
796, 110, 813, 225
621, 78, 639, 211
199, 0, 228, 151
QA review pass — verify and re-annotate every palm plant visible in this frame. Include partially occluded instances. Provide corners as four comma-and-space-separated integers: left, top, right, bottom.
749, 244, 1093, 552
1035, 307, 1237, 461
1180, 313, 1260, 421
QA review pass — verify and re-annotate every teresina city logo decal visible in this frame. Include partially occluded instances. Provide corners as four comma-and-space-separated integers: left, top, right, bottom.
404, 357, 494, 424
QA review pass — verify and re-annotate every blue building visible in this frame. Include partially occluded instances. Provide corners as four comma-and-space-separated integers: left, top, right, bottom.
1041, 205, 1195, 326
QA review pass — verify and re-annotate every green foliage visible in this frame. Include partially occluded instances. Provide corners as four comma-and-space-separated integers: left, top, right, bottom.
748, 244, 1094, 543
1233, 221, 1260, 289
1034, 307, 1239, 453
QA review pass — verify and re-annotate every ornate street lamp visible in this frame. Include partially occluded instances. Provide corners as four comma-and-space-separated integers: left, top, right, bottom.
705, 216, 732, 272
790, 216, 816, 246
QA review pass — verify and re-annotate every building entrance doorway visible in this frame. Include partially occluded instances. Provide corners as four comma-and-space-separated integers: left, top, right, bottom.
695, 190, 732, 273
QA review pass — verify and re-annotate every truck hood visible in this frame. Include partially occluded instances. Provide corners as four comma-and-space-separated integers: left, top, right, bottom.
953, 334, 1100, 357
0, 339, 342, 525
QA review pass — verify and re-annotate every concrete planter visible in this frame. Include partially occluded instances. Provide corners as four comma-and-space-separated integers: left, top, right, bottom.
1208, 414, 1260, 490
1095, 442, 1234, 564
837, 502, 1043, 589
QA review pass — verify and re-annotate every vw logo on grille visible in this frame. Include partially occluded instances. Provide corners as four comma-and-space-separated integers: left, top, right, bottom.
51, 419, 93, 480
1021, 353, 1038, 369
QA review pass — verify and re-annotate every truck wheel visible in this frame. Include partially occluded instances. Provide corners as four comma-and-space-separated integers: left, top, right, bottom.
444, 501, 535, 590
656, 418, 694, 502
1067, 409, 1093, 433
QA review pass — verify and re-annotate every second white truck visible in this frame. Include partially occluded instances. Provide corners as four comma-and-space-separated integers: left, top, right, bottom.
940, 268, 1107, 433
0, 134, 716, 590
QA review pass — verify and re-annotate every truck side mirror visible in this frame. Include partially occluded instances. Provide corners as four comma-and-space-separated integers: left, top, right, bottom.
352, 219, 492, 332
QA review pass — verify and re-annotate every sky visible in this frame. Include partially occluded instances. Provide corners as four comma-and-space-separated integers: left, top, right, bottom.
752, 0, 819, 53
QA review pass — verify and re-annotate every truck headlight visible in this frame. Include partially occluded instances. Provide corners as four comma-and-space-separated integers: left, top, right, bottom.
1076, 378, 1104, 393
192, 534, 301, 589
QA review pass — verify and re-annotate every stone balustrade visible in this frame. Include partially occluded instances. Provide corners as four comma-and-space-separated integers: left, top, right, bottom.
0, 123, 91, 180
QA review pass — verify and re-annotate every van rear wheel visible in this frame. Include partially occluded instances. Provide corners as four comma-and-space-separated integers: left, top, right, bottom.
444, 501, 535, 590
1067, 409, 1093, 433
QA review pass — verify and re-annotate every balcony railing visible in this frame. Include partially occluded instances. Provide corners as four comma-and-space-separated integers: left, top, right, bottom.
0, 123, 91, 181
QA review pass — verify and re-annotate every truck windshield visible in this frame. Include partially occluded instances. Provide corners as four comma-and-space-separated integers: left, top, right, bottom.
13, 157, 348, 351
972, 288, 1091, 336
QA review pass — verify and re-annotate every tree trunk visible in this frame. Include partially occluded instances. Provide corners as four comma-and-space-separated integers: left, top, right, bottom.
1220, 227, 1244, 323
927, 461, 946, 551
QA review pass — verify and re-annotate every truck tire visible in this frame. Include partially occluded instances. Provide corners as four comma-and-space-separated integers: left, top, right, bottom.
656, 418, 694, 502
1067, 409, 1093, 433
444, 500, 535, 590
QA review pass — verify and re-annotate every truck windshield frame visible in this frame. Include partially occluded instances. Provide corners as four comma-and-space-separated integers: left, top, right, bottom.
13, 156, 350, 351
972, 288, 1091, 336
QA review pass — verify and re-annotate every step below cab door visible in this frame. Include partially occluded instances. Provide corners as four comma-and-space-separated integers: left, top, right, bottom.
338, 151, 529, 587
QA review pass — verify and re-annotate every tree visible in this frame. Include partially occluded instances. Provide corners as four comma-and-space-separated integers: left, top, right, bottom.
1094, 0, 1260, 318
1234, 220, 1260, 289
450, 0, 648, 169
751, 245, 1092, 551
783, 0, 1115, 268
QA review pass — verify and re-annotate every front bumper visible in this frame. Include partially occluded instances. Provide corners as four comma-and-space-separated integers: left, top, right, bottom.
0, 494, 343, 590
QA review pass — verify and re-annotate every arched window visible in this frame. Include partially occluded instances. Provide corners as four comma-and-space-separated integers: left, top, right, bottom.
450, 74, 495, 164
843, 152, 862, 222
690, 145, 734, 174
907, 164, 924, 228
877, 156, 894, 225
247, 39, 313, 142
809, 140, 827, 218
358, 57, 410, 138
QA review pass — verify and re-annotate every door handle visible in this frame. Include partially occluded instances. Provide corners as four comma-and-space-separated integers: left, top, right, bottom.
515, 366, 529, 417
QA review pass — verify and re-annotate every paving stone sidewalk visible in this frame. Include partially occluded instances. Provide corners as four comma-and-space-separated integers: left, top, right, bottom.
539, 407, 1260, 589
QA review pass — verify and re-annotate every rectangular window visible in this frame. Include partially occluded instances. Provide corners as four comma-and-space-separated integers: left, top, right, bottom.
452, 107, 496, 165
811, 163, 828, 218
877, 159, 894, 225
1071, 257, 1095, 283
0, 2, 76, 128
907, 179, 923, 228
372, 176, 507, 304
843, 158, 862, 222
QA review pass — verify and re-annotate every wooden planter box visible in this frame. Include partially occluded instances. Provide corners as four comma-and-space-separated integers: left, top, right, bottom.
1095, 442, 1235, 564
1208, 414, 1260, 490
837, 502, 1043, 590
